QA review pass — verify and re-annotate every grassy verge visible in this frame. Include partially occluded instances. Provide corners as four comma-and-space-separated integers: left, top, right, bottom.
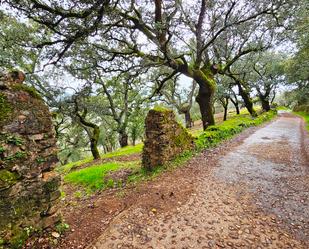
61, 110, 277, 195
57, 143, 143, 174
64, 161, 140, 192
294, 111, 309, 132
195, 110, 277, 150
277, 106, 290, 111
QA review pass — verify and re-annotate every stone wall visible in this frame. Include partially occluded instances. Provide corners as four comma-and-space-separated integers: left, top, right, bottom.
142, 108, 195, 170
0, 71, 60, 247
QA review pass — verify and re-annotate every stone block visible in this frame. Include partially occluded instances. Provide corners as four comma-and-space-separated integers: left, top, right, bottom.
0, 71, 61, 247
142, 108, 195, 170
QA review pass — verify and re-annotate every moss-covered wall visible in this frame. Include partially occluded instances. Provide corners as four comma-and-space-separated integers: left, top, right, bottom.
142, 108, 195, 170
0, 71, 60, 248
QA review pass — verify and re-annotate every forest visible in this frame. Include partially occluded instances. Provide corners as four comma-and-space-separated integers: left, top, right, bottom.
0, 0, 308, 248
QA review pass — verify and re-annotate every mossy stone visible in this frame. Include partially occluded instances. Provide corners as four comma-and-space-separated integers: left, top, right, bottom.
11, 84, 42, 100
152, 105, 171, 113
0, 170, 19, 189
0, 94, 12, 125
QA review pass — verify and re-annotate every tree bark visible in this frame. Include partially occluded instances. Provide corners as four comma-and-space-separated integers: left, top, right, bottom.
234, 103, 240, 115
259, 95, 271, 111
230, 92, 240, 115
184, 110, 193, 128
119, 131, 128, 147
61, 151, 72, 165
90, 126, 100, 160
131, 127, 137, 146
237, 82, 257, 117
219, 97, 229, 121
74, 101, 101, 160
223, 107, 228, 121
195, 74, 216, 130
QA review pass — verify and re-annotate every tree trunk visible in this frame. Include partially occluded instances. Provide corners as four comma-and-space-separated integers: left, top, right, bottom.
271, 91, 276, 104
61, 151, 72, 165
119, 131, 128, 147
184, 110, 193, 128
223, 106, 228, 121
260, 95, 270, 111
90, 126, 100, 160
196, 81, 215, 130
234, 103, 240, 115
237, 83, 257, 117
230, 94, 240, 115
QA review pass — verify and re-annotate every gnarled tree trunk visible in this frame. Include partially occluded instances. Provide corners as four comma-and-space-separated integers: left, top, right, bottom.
230, 92, 240, 115
237, 82, 257, 117
220, 97, 229, 121
179, 106, 193, 128
259, 95, 271, 111
184, 110, 193, 128
90, 126, 100, 159
119, 130, 128, 148
74, 100, 101, 160
195, 73, 216, 130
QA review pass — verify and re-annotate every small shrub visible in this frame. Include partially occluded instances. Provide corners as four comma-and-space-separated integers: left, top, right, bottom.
6, 135, 23, 146
55, 222, 69, 234
106, 179, 114, 188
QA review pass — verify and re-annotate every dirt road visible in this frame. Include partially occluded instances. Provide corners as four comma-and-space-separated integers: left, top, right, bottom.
88, 113, 308, 249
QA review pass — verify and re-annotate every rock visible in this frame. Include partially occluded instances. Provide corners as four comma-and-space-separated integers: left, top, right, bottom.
0, 71, 61, 246
51, 232, 60, 238
142, 108, 195, 170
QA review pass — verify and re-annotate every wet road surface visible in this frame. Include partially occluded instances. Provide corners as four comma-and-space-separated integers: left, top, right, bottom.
90, 113, 309, 249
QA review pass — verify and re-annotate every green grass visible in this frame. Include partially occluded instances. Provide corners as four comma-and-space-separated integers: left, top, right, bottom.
63, 150, 193, 194
64, 161, 140, 191
277, 106, 290, 111
57, 143, 143, 174
62, 110, 277, 196
127, 150, 194, 184
102, 143, 143, 158
294, 111, 309, 131
195, 110, 277, 150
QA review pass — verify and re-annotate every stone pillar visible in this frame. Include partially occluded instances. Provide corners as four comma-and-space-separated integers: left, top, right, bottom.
142, 108, 195, 170
0, 71, 61, 247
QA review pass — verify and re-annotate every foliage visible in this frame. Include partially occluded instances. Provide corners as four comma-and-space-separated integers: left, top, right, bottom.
283, 0, 309, 107
0, 12, 39, 70
196, 110, 277, 150
55, 222, 70, 234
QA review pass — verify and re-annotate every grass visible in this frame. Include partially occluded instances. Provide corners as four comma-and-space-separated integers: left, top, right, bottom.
62, 109, 277, 195
277, 106, 290, 111
294, 111, 309, 131
102, 143, 143, 158
63, 150, 193, 194
189, 106, 263, 138
195, 110, 277, 150
127, 150, 194, 184
64, 161, 140, 192
57, 143, 143, 174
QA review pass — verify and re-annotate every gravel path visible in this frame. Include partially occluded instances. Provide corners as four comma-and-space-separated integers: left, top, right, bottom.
89, 113, 309, 249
